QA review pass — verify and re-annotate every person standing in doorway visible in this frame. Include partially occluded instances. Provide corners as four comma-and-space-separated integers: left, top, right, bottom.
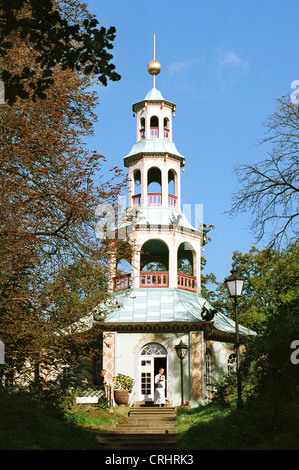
154, 368, 166, 406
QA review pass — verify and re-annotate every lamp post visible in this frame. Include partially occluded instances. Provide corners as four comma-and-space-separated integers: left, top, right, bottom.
175, 340, 188, 406
224, 268, 244, 410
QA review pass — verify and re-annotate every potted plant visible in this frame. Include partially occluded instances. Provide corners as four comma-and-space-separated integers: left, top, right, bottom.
113, 373, 134, 405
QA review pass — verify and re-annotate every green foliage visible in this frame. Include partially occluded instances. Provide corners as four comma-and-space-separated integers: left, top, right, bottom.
0, 389, 126, 449
0, 0, 120, 104
202, 243, 299, 334
113, 373, 134, 392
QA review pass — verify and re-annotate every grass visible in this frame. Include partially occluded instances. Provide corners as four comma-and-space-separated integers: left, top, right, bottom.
176, 400, 299, 450
0, 391, 128, 450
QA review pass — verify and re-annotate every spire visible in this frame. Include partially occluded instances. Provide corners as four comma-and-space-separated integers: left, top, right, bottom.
147, 33, 161, 88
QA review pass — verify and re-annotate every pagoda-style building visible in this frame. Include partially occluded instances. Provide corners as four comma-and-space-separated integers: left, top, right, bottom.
94, 41, 254, 407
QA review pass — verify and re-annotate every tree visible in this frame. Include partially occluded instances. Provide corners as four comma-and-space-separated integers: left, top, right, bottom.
230, 96, 299, 248
0, 0, 120, 104
0, 0, 124, 384
202, 244, 298, 334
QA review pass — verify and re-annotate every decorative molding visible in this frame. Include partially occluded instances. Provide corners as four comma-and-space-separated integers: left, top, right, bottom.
102, 331, 116, 387
191, 332, 204, 399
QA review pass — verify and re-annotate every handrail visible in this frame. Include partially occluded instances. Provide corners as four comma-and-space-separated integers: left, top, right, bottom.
148, 193, 162, 205
177, 273, 196, 292
132, 194, 141, 206
113, 274, 132, 291
112, 272, 196, 292
140, 271, 169, 287
168, 194, 177, 207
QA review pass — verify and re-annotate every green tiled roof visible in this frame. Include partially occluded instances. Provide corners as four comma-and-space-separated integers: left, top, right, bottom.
144, 88, 164, 100
102, 288, 255, 337
117, 206, 199, 234
124, 138, 184, 163
132, 88, 176, 113
68, 288, 255, 339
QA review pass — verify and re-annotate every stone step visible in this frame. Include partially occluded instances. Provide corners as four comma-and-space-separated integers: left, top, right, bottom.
109, 426, 177, 432
97, 434, 177, 450
128, 416, 176, 421
96, 404, 178, 450
129, 410, 176, 415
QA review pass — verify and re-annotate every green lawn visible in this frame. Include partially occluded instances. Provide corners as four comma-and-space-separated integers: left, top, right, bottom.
176, 401, 299, 450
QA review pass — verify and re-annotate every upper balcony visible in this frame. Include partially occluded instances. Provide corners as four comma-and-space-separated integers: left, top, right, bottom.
132, 193, 177, 208
113, 272, 196, 292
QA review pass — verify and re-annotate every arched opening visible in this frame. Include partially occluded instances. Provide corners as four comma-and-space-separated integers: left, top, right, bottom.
205, 349, 216, 402
139, 342, 168, 402
150, 115, 159, 138
132, 169, 141, 206
168, 169, 177, 207
116, 259, 132, 276
227, 353, 237, 375
163, 117, 170, 139
113, 242, 132, 291
139, 117, 145, 140
140, 239, 169, 287
147, 167, 162, 205
177, 242, 196, 291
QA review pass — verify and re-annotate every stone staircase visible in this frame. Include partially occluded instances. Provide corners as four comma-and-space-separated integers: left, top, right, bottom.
97, 403, 178, 450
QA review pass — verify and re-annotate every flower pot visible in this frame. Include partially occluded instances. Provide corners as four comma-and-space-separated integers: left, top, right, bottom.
114, 390, 129, 405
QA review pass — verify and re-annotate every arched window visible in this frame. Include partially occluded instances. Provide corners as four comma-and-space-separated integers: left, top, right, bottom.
168, 169, 177, 207
147, 167, 162, 205
205, 349, 215, 386
177, 242, 196, 291
141, 343, 167, 356
150, 116, 159, 137
140, 117, 145, 139
205, 349, 216, 402
132, 169, 141, 206
116, 259, 131, 275
140, 239, 169, 287
227, 353, 237, 375
164, 117, 170, 139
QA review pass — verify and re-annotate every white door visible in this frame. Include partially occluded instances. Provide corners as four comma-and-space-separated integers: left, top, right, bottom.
138, 343, 168, 402
140, 357, 154, 401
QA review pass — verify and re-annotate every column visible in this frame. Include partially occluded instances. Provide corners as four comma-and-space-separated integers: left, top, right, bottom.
190, 331, 204, 400
102, 331, 116, 390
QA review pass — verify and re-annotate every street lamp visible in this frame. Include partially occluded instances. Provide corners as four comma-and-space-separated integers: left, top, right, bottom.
175, 340, 188, 406
224, 268, 244, 410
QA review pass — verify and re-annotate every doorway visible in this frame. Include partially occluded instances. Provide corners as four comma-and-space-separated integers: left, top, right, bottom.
139, 343, 168, 402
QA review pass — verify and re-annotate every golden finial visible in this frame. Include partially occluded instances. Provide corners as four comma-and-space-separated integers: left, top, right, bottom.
147, 33, 161, 88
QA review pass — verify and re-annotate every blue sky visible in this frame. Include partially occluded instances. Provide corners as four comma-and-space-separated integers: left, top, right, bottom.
86, 0, 299, 283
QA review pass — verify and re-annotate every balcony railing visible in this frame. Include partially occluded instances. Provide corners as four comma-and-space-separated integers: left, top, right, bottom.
112, 272, 197, 292
132, 194, 141, 206
140, 272, 169, 287
148, 193, 162, 206
132, 193, 177, 207
150, 127, 159, 138
113, 274, 132, 291
177, 273, 197, 292
168, 195, 177, 207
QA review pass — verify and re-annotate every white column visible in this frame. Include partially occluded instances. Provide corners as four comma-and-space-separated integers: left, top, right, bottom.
162, 162, 168, 207
128, 167, 134, 208
108, 242, 117, 293
131, 239, 141, 288
168, 237, 178, 288
177, 169, 181, 211
141, 163, 148, 206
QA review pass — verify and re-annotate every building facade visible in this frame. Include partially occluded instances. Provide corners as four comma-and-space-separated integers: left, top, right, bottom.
96, 51, 254, 407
